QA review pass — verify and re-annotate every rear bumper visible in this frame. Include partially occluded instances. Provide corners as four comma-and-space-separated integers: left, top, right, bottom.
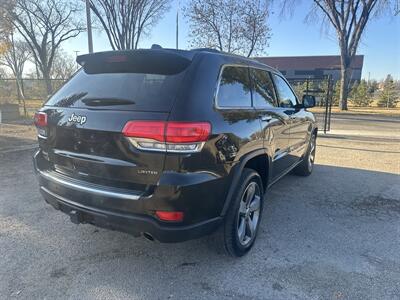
40, 185, 222, 242
33, 150, 225, 242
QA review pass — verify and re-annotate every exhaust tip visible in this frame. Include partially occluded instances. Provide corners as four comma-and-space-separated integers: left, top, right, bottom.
142, 232, 154, 241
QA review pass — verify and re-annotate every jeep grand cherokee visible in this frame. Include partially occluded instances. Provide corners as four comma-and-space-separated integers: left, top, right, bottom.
33, 47, 317, 257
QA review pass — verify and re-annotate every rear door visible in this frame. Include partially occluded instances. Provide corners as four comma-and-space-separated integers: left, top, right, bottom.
250, 68, 292, 180
271, 73, 309, 166
214, 65, 262, 163
39, 51, 190, 193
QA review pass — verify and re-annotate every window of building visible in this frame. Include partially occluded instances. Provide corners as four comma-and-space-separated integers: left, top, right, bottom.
294, 70, 324, 77
217, 66, 252, 108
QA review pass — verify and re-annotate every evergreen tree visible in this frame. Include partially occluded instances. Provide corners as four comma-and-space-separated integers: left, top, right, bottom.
378, 75, 399, 108
350, 80, 373, 107
367, 80, 379, 95
331, 81, 341, 106
293, 81, 308, 100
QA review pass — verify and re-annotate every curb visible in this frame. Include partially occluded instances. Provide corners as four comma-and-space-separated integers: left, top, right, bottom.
319, 133, 400, 143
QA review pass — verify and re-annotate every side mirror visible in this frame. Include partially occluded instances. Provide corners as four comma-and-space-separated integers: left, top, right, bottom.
302, 95, 316, 108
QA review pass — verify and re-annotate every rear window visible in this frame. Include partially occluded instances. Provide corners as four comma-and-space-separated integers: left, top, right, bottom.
45, 52, 189, 111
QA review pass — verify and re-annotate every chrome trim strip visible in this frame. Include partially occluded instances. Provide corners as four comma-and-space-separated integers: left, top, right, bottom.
272, 150, 289, 162
39, 171, 141, 200
127, 138, 206, 153
53, 149, 137, 167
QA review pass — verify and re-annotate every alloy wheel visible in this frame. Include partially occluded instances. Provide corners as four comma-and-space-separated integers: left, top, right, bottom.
308, 136, 316, 171
236, 181, 261, 246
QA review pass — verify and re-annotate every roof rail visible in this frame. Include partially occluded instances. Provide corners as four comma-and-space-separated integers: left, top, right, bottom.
192, 48, 220, 53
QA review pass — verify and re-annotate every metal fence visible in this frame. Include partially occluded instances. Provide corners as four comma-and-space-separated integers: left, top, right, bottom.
0, 78, 67, 116
0, 78, 67, 102
288, 76, 334, 133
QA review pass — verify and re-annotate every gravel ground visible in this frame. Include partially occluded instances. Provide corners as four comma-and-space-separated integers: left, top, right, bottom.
0, 115, 399, 300
0, 121, 37, 152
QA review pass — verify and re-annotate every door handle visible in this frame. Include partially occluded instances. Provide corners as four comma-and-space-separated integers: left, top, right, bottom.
260, 115, 273, 122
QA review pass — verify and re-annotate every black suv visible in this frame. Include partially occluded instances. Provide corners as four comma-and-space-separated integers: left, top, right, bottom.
33, 48, 317, 256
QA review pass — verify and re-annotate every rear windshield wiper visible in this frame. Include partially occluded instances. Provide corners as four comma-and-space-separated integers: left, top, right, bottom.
81, 97, 136, 106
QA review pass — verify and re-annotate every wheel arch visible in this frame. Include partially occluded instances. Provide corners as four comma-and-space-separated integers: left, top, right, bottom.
220, 149, 271, 217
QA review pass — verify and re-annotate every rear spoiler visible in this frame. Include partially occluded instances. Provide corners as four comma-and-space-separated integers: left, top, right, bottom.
76, 49, 193, 75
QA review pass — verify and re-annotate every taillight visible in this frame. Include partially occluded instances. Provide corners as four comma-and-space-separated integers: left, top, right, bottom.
105, 55, 128, 63
34, 112, 47, 127
34, 112, 48, 138
122, 121, 211, 153
122, 121, 165, 141
155, 211, 184, 222
165, 122, 210, 143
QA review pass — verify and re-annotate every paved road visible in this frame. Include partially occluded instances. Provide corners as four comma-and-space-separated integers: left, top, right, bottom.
0, 114, 399, 299
315, 112, 400, 138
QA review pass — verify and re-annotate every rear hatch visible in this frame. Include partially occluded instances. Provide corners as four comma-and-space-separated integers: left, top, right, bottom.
37, 50, 192, 194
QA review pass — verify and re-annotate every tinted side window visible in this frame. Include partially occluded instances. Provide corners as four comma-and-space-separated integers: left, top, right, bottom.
217, 66, 252, 107
272, 74, 297, 108
251, 69, 276, 108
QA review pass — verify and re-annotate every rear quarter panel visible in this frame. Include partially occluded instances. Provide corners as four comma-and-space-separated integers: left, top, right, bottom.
165, 54, 264, 221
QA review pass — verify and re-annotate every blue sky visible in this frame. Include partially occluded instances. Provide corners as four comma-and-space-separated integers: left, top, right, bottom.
64, 1, 400, 80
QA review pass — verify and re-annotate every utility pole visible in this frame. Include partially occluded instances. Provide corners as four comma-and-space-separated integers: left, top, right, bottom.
176, 0, 179, 49
86, 0, 93, 53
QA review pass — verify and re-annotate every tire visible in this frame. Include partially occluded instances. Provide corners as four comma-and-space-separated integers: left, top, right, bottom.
293, 133, 316, 176
218, 168, 264, 257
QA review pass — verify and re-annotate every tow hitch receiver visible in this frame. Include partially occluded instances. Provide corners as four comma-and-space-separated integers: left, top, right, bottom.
69, 210, 83, 224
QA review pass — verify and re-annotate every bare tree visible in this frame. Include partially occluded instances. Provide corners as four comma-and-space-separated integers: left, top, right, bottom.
241, 0, 271, 57
50, 51, 77, 80
184, 0, 271, 57
0, 0, 14, 52
0, 35, 31, 115
89, 0, 171, 50
0, 67, 9, 78
281, 0, 392, 110
395, 0, 400, 15
185, 0, 239, 53
4, 0, 85, 94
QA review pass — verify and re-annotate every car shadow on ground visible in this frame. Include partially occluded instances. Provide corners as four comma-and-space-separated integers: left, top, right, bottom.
1, 151, 399, 299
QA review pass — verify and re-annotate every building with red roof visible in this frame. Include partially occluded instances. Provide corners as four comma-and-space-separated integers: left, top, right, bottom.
255, 55, 364, 82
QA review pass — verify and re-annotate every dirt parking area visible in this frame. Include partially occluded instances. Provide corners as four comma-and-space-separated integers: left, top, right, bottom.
0, 114, 399, 299
0, 121, 37, 153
